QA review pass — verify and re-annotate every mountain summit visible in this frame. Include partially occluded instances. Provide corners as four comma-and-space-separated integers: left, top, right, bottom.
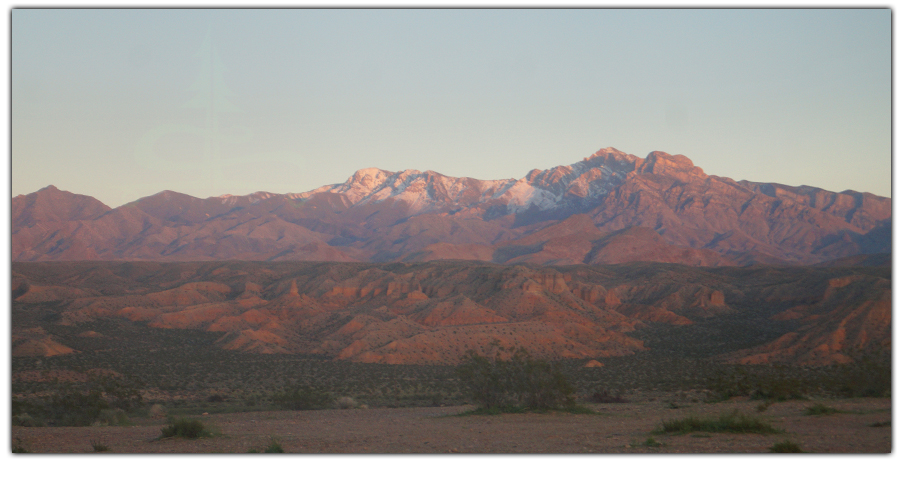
12, 147, 891, 265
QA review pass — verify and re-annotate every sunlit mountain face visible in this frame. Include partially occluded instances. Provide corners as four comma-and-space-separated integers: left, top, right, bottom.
12, 147, 890, 265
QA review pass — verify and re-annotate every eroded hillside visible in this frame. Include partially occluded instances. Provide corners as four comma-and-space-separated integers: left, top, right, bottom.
12, 260, 890, 366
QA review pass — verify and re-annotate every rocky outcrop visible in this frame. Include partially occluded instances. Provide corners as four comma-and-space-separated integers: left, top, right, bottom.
720, 274, 890, 366
12, 327, 76, 357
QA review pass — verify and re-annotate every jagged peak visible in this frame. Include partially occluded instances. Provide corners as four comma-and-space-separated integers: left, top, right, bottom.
139, 190, 198, 202
347, 167, 395, 184
637, 150, 705, 177
584, 147, 641, 163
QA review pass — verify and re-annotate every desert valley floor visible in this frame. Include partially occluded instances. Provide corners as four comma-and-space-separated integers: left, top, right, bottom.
11, 396, 891, 454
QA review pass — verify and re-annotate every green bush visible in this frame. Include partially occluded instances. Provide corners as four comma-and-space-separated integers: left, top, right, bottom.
46, 389, 110, 427
804, 403, 841, 416
705, 367, 807, 402
272, 385, 333, 411
11, 374, 145, 428
12, 412, 42, 427
93, 375, 144, 413
91, 439, 110, 452
160, 418, 207, 439
638, 437, 664, 448
827, 352, 891, 398
12, 439, 28, 453
456, 348, 575, 412
95, 408, 130, 426
769, 440, 803, 453
657, 410, 783, 435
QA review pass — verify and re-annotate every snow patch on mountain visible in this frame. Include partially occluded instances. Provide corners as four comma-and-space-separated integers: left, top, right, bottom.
293, 147, 642, 215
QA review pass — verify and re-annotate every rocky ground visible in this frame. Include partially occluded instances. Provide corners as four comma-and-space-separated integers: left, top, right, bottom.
11, 397, 891, 454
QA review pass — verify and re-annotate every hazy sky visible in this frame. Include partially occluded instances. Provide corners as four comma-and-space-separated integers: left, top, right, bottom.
12, 8, 891, 207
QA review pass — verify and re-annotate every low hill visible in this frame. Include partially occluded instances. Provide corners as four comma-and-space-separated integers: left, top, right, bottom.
12, 260, 890, 366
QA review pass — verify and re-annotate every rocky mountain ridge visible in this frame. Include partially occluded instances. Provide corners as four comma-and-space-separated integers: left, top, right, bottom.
12, 147, 891, 265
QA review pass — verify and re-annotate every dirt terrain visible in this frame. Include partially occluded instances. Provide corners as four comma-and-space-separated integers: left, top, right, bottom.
11, 397, 891, 454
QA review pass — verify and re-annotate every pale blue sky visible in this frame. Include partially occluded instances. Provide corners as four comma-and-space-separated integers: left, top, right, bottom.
12, 8, 891, 207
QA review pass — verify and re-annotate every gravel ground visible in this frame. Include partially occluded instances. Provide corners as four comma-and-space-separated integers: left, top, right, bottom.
11, 397, 891, 454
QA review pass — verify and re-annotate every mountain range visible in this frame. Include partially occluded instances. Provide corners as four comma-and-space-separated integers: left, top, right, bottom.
12, 147, 891, 265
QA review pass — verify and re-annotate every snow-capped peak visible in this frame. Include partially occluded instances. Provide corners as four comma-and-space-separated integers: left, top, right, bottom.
296, 146, 644, 215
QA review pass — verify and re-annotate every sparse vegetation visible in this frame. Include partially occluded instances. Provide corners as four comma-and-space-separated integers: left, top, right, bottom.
12, 412, 41, 427
657, 410, 783, 435
826, 351, 891, 398
45, 388, 110, 427
91, 439, 110, 452
336, 396, 358, 409
769, 440, 804, 453
272, 384, 333, 411
456, 348, 577, 413
804, 403, 842, 416
12, 438, 29, 453
160, 418, 208, 439
264, 437, 284, 453
589, 390, 628, 404
704, 366, 808, 402
630, 436, 664, 448
95, 408, 130, 426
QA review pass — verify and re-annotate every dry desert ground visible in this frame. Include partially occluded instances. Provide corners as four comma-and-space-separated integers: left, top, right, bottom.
11, 396, 891, 454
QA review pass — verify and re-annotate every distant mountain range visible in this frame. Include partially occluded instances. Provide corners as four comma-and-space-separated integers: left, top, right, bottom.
12, 147, 891, 265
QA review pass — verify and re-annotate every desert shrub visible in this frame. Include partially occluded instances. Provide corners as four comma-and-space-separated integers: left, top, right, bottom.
206, 394, 226, 403
93, 375, 144, 413
336, 396, 358, 409
272, 384, 333, 411
631, 437, 664, 448
456, 348, 575, 412
826, 352, 891, 398
91, 439, 110, 452
264, 438, 284, 453
704, 366, 807, 402
751, 376, 807, 401
46, 389, 110, 427
12, 439, 29, 453
160, 418, 207, 439
657, 410, 782, 435
148, 404, 167, 419
458, 405, 528, 416
804, 403, 841, 416
12, 413, 42, 427
95, 408, 130, 426
589, 390, 628, 404
769, 440, 803, 453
